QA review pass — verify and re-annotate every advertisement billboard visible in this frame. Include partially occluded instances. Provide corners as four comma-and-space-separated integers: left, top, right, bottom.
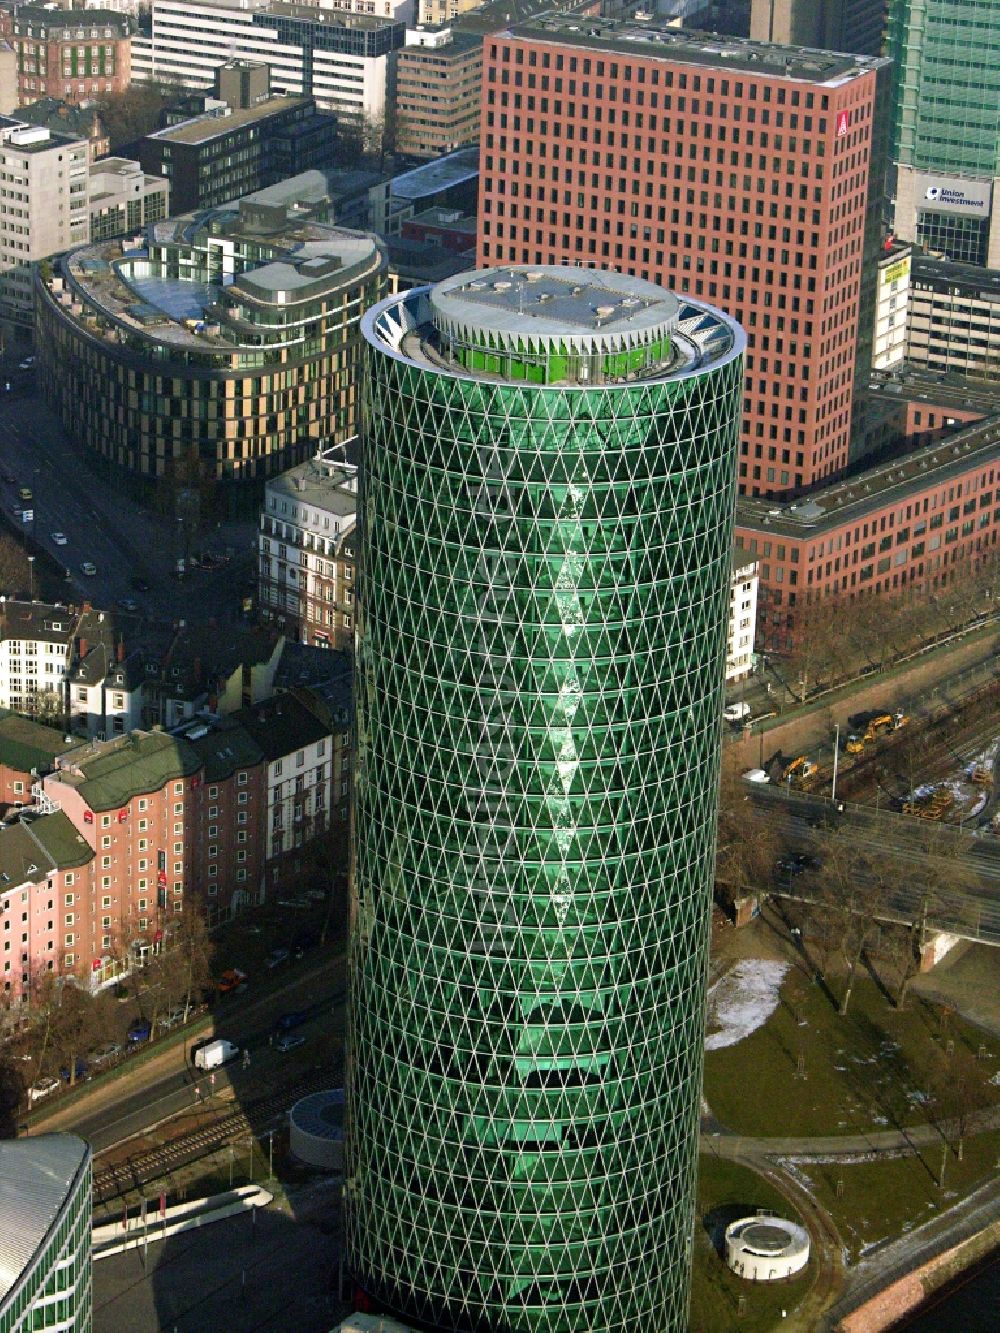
916, 174, 993, 218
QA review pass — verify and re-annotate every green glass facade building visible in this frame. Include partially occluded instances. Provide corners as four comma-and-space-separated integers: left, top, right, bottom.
888, 0, 1000, 266
346, 267, 744, 1332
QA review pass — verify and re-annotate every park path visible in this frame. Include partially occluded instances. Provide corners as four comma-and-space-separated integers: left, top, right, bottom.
699, 1097, 1000, 1330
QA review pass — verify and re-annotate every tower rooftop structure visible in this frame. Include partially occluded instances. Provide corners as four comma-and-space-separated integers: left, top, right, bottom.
369, 263, 738, 386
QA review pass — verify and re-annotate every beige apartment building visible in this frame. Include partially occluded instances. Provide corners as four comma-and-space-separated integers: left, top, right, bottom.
0, 116, 88, 326
258, 446, 358, 651
396, 27, 482, 158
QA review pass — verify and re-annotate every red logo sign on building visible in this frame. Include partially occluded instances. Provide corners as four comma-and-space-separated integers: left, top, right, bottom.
836, 110, 850, 138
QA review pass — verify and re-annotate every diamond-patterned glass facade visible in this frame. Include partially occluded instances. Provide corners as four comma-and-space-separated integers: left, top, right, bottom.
346, 276, 745, 1333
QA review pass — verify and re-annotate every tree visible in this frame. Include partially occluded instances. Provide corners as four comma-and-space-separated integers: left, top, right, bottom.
808, 826, 888, 1014
49, 983, 103, 1088
715, 754, 781, 901
0, 1056, 24, 1137
94, 81, 182, 153
166, 905, 215, 1020
0, 534, 30, 599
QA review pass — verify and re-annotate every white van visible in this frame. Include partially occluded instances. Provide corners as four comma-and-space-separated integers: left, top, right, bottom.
723, 702, 752, 723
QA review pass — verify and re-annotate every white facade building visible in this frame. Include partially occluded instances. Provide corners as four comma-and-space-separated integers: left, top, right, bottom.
0, 602, 76, 719
133, 0, 405, 122
259, 446, 358, 651
727, 552, 759, 683
0, 118, 88, 325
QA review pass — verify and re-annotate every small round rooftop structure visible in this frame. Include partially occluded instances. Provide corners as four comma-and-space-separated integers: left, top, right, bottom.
364, 263, 743, 388
725, 1215, 811, 1282
289, 1087, 344, 1171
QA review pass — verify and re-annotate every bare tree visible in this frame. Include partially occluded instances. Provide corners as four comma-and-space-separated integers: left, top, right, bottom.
0, 534, 30, 598
49, 983, 102, 1088
715, 754, 781, 903
0, 1056, 24, 1136
809, 827, 887, 1014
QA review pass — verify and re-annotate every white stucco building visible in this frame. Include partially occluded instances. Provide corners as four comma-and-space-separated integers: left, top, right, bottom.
727, 551, 759, 683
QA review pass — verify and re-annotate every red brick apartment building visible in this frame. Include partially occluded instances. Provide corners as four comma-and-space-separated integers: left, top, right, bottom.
736, 414, 1000, 653
0, 7, 131, 106
477, 17, 889, 498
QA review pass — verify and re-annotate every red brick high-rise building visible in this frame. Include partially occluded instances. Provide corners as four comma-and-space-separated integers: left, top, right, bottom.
477, 17, 889, 498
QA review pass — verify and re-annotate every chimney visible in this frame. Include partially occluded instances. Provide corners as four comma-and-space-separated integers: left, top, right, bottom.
117, 639, 125, 662
78, 638, 88, 659
82, 601, 92, 613
194, 656, 203, 684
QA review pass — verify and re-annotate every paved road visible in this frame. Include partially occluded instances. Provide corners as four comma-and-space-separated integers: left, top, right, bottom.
819, 1177, 1000, 1332
0, 385, 256, 622
748, 786, 1000, 942
32, 951, 346, 1153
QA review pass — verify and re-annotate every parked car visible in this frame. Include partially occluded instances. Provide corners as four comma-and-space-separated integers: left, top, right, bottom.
27, 1075, 60, 1104
127, 1018, 152, 1045
18, 486, 32, 501
160, 1008, 187, 1030
51, 532, 68, 546
217, 968, 247, 994
17, 357, 34, 371
90, 1042, 122, 1066
776, 852, 819, 878
59, 1059, 89, 1083
80, 561, 97, 577
275, 1034, 305, 1053
264, 948, 289, 970
116, 596, 138, 612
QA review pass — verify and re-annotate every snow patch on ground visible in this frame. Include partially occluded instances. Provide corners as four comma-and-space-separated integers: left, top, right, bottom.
705, 958, 789, 1050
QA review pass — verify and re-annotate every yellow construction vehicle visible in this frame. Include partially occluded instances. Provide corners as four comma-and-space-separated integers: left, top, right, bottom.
970, 767, 994, 787
864, 710, 908, 744
783, 755, 816, 783
845, 733, 866, 755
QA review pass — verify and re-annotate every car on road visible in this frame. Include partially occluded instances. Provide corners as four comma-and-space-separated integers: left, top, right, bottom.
275, 1034, 305, 1053
80, 561, 97, 576
264, 947, 289, 970
51, 531, 68, 546
117, 597, 139, 612
276, 1010, 309, 1033
17, 358, 34, 371
27, 1075, 60, 1105
160, 1008, 187, 1031
127, 1018, 152, 1045
90, 1042, 122, 1066
217, 968, 247, 994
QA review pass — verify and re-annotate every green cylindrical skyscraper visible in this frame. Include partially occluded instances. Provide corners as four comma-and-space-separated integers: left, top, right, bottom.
346, 267, 744, 1332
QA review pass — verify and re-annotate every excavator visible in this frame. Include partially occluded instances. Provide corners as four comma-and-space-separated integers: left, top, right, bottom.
863, 710, 908, 744
781, 755, 816, 783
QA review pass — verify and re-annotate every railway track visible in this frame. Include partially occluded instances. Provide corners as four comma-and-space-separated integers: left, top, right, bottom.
811, 678, 1000, 806
92, 1069, 335, 1205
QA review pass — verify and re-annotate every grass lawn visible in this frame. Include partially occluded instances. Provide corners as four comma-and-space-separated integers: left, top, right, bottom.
703, 970, 1000, 1138
691, 1158, 812, 1332
795, 1128, 1000, 1263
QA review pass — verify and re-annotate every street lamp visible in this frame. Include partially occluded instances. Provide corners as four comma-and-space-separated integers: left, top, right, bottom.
27, 555, 34, 602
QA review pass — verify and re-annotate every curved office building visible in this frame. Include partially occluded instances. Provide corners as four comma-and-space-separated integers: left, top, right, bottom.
0, 1134, 92, 1333
346, 267, 744, 1332
34, 174, 386, 517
